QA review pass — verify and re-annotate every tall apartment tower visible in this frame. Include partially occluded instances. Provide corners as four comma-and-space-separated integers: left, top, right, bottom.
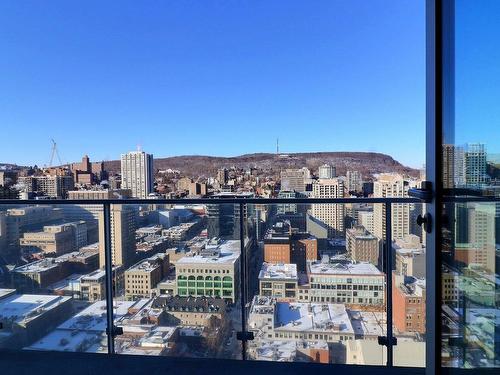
373, 173, 412, 241
120, 150, 153, 199
318, 164, 336, 179
310, 178, 345, 238
346, 170, 363, 192
98, 205, 136, 268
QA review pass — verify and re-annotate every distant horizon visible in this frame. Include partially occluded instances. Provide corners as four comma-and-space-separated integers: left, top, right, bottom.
1, 149, 423, 170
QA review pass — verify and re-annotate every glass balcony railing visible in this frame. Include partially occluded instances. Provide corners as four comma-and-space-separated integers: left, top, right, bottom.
0, 196, 433, 367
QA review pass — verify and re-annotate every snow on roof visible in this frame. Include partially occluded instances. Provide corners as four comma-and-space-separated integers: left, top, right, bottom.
308, 261, 383, 276
0, 293, 71, 325
275, 301, 353, 334
259, 263, 297, 280
177, 239, 241, 265
348, 310, 386, 338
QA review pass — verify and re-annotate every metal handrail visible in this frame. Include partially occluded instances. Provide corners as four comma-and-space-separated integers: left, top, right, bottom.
0, 197, 422, 205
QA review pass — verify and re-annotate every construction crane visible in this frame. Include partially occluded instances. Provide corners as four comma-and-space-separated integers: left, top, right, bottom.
49, 139, 63, 167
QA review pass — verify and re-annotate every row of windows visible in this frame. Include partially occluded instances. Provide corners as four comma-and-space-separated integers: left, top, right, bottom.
272, 331, 353, 341
178, 269, 231, 274
311, 283, 383, 291
178, 288, 233, 297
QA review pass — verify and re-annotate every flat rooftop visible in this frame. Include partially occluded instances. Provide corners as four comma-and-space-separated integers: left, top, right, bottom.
348, 310, 386, 338
0, 293, 71, 325
308, 261, 383, 276
259, 263, 298, 281
126, 253, 167, 273
176, 239, 241, 265
275, 301, 354, 334
13, 258, 60, 273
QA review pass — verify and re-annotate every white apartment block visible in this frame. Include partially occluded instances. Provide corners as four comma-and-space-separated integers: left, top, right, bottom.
121, 151, 154, 199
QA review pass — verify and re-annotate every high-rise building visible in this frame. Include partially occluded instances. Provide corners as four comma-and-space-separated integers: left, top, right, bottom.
206, 192, 254, 240
358, 211, 374, 234
310, 178, 345, 238
98, 205, 136, 268
318, 164, 336, 179
346, 170, 363, 193
373, 174, 412, 241
120, 150, 154, 199
465, 143, 488, 187
454, 203, 496, 272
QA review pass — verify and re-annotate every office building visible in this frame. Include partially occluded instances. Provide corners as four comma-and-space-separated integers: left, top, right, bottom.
358, 211, 374, 234
346, 170, 363, 193
259, 263, 299, 299
263, 221, 318, 272
67, 189, 132, 200
80, 267, 124, 302
121, 150, 154, 199
280, 169, 308, 192
393, 235, 426, 278
306, 261, 385, 306
125, 253, 170, 300
20, 223, 79, 256
18, 175, 74, 198
98, 205, 137, 268
310, 178, 345, 238
373, 173, 412, 240
393, 274, 426, 334
318, 164, 336, 179
465, 143, 488, 187
346, 225, 379, 266
175, 238, 243, 303
206, 192, 254, 240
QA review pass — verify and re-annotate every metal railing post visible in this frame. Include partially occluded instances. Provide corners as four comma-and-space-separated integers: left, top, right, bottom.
385, 202, 394, 367
238, 202, 248, 360
103, 202, 115, 354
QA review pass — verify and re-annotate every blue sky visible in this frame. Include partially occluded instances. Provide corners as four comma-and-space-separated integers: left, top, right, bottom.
0, 0, 426, 168
455, 0, 500, 159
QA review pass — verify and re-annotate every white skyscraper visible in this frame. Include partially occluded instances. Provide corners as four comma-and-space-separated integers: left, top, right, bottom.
121, 150, 154, 199
373, 173, 414, 241
310, 178, 345, 238
318, 164, 336, 179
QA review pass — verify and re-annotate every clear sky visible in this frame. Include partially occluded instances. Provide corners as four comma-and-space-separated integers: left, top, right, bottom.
455, 0, 500, 159
0, 0, 426, 168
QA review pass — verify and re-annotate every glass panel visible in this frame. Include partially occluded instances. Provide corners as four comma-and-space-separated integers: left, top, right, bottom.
392, 202, 426, 367
0, 204, 110, 353
245, 202, 397, 365
440, 0, 500, 369
110, 203, 243, 359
